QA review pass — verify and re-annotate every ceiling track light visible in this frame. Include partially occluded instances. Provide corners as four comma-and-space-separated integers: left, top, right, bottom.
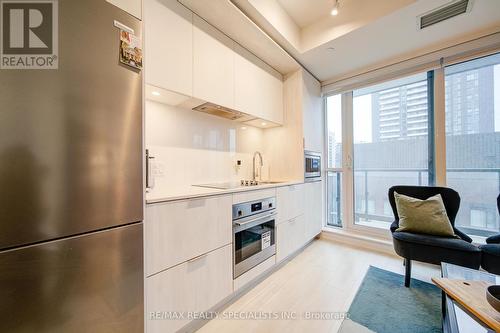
331, 0, 339, 16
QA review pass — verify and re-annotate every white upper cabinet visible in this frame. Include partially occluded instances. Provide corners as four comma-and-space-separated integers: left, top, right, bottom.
145, 0, 193, 97
261, 67, 284, 125
234, 45, 283, 124
302, 70, 323, 153
144, 3, 283, 124
106, 0, 142, 19
193, 15, 235, 109
234, 47, 261, 119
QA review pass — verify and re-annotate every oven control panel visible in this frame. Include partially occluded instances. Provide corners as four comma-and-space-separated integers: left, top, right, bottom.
232, 197, 276, 220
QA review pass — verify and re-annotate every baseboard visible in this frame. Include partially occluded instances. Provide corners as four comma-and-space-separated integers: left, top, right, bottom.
320, 229, 398, 257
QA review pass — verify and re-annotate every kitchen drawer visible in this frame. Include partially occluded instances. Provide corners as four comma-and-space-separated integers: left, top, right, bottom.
276, 214, 305, 262
146, 244, 233, 333
232, 188, 276, 205
233, 255, 276, 292
276, 184, 305, 223
145, 195, 232, 276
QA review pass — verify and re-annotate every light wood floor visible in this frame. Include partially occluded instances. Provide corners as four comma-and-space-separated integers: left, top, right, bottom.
197, 237, 440, 333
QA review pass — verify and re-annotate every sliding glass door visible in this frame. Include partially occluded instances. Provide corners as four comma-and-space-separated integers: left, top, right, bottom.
325, 94, 343, 227
444, 53, 500, 237
324, 52, 500, 240
352, 73, 433, 229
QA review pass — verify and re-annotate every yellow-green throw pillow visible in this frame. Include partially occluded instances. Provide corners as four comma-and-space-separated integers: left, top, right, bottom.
394, 192, 457, 237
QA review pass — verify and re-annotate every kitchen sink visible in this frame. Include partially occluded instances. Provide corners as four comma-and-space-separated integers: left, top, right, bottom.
193, 180, 285, 190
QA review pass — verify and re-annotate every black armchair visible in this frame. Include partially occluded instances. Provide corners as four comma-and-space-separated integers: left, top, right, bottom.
389, 186, 481, 287
479, 194, 500, 274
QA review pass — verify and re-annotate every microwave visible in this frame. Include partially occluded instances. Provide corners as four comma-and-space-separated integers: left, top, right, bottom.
304, 151, 321, 180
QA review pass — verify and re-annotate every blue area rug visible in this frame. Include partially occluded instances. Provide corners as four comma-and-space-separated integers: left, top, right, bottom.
347, 266, 442, 333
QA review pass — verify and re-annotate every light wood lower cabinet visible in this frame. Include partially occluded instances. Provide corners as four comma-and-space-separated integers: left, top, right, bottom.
232, 188, 276, 205
276, 184, 305, 224
145, 195, 232, 276
276, 214, 305, 262
304, 181, 323, 241
146, 244, 233, 333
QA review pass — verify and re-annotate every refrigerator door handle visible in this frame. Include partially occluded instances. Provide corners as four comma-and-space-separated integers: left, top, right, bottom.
146, 149, 155, 190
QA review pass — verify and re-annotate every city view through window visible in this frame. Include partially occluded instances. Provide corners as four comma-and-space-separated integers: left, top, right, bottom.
326, 53, 500, 237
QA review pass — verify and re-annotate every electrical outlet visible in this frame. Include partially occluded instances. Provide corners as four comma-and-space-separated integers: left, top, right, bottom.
152, 162, 165, 177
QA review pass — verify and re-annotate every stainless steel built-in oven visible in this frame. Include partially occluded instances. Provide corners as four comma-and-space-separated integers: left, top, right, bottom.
233, 197, 276, 278
305, 151, 322, 180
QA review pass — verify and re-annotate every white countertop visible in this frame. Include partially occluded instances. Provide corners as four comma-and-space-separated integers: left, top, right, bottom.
146, 180, 305, 204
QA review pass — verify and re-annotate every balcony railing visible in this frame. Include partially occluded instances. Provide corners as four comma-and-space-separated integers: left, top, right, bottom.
327, 168, 500, 237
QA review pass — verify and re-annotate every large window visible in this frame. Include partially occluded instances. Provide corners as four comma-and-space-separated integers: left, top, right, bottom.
324, 52, 500, 240
444, 54, 500, 237
352, 74, 431, 229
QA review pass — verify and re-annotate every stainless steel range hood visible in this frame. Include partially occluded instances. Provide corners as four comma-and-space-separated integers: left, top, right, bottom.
192, 102, 245, 121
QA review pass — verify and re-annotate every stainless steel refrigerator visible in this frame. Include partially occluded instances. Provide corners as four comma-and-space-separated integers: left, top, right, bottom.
0, 0, 144, 331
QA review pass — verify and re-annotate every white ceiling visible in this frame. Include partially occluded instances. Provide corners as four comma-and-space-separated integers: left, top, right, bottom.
180, 0, 500, 83
276, 0, 336, 28
245, 0, 416, 53
302, 0, 500, 82
179, 0, 300, 74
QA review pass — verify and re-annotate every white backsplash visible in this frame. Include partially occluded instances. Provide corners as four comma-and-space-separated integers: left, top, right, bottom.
145, 100, 269, 196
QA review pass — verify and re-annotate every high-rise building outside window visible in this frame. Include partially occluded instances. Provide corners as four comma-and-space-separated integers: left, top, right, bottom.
352, 73, 431, 229
445, 53, 500, 237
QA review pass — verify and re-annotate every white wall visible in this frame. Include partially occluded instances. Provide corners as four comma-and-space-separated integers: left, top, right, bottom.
248, 0, 301, 50
145, 101, 268, 196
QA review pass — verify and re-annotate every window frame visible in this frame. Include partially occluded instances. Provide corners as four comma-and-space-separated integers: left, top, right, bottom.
323, 52, 500, 241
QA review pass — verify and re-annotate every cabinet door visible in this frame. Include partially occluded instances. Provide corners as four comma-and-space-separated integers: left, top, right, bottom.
302, 70, 323, 152
261, 69, 283, 124
193, 15, 235, 108
145, 195, 232, 276
146, 245, 233, 333
277, 184, 305, 223
234, 47, 262, 119
276, 220, 291, 262
106, 0, 142, 18
234, 46, 283, 124
276, 215, 305, 262
305, 181, 323, 240
145, 0, 192, 96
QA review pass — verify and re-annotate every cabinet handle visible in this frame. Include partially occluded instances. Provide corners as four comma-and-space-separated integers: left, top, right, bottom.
188, 253, 208, 264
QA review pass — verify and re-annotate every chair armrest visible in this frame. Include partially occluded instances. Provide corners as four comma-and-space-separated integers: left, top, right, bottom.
390, 221, 399, 233
486, 234, 500, 244
454, 228, 472, 243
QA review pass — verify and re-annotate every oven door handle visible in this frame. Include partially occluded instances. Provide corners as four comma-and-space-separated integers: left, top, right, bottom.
233, 211, 277, 230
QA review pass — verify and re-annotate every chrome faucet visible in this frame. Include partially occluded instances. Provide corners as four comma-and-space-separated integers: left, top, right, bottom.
253, 151, 263, 181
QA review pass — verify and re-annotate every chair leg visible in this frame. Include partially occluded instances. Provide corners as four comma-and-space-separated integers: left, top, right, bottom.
404, 258, 412, 288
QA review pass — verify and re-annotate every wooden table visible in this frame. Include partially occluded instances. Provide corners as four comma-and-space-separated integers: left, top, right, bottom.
439, 263, 499, 333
